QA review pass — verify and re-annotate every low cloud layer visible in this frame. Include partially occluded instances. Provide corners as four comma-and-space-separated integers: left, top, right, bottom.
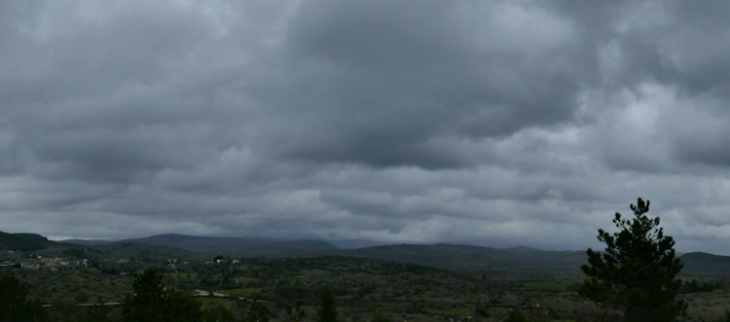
2, 0, 730, 253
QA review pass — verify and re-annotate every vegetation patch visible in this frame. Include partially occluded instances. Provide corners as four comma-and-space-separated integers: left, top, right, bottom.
523, 282, 566, 290
218, 288, 259, 296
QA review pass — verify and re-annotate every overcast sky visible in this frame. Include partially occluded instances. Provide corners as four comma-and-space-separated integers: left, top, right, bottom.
3, 0, 730, 253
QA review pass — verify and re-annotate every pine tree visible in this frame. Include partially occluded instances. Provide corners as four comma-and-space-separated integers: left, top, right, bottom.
0, 275, 48, 322
580, 198, 687, 321
84, 297, 111, 322
203, 305, 236, 322
165, 288, 204, 322
503, 308, 527, 322
122, 269, 167, 322
371, 308, 392, 322
318, 287, 338, 322
122, 268, 202, 322
242, 300, 269, 322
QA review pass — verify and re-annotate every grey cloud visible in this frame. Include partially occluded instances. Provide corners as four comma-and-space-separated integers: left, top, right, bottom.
0, 1, 262, 183
257, 0, 591, 169
4, 0, 730, 253
1, 2, 217, 106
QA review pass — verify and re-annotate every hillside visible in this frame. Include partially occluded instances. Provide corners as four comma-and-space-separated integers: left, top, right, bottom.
10, 230, 730, 278
0, 231, 65, 251
341, 245, 730, 277
679, 252, 730, 276
89, 242, 209, 262
123, 234, 339, 258
62, 239, 115, 246
339, 243, 587, 276
69, 235, 730, 277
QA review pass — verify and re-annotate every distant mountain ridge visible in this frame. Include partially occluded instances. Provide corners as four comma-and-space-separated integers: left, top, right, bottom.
678, 252, 730, 276
120, 234, 339, 258
89, 241, 209, 262
79, 234, 730, 277
61, 239, 116, 246
8, 231, 730, 277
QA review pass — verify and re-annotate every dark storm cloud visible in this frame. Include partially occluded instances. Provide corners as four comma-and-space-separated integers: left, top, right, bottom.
546, 0, 730, 171
3, 0, 730, 253
260, 0, 590, 168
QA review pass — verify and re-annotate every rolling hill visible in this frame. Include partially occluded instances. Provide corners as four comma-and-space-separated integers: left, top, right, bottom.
89, 242, 209, 262
122, 234, 339, 258
679, 252, 730, 276
338, 243, 588, 276
12, 230, 730, 277
0, 231, 66, 251
338, 244, 730, 277
62, 239, 115, 246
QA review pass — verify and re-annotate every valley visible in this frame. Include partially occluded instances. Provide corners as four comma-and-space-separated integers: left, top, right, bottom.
2, 232, 730, 321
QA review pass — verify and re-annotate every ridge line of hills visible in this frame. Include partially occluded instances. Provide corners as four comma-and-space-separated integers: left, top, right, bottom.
1, 231, 728, 276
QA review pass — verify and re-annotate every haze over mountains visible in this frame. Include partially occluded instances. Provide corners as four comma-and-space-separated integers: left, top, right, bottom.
123, 234, 338, 258
1, 231, 728, 277
65, 234, 588, 275
58, 234, 730, 276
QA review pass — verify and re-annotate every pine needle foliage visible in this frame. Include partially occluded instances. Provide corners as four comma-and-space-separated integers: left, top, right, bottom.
579, 198, 687, 322
318, 287, 338, 322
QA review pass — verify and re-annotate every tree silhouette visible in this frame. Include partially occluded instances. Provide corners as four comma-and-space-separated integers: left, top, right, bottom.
122, 268, 202, 322
0, 275, 47, 322
580, 198, 687, 321
242, 300, 269, 322
122, 269, 166, 322
503, 308, 527, 322
83, 297, 111, 322
203, 305, 236, 322
318, 287, 338, 322
371, 308, 392, 322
